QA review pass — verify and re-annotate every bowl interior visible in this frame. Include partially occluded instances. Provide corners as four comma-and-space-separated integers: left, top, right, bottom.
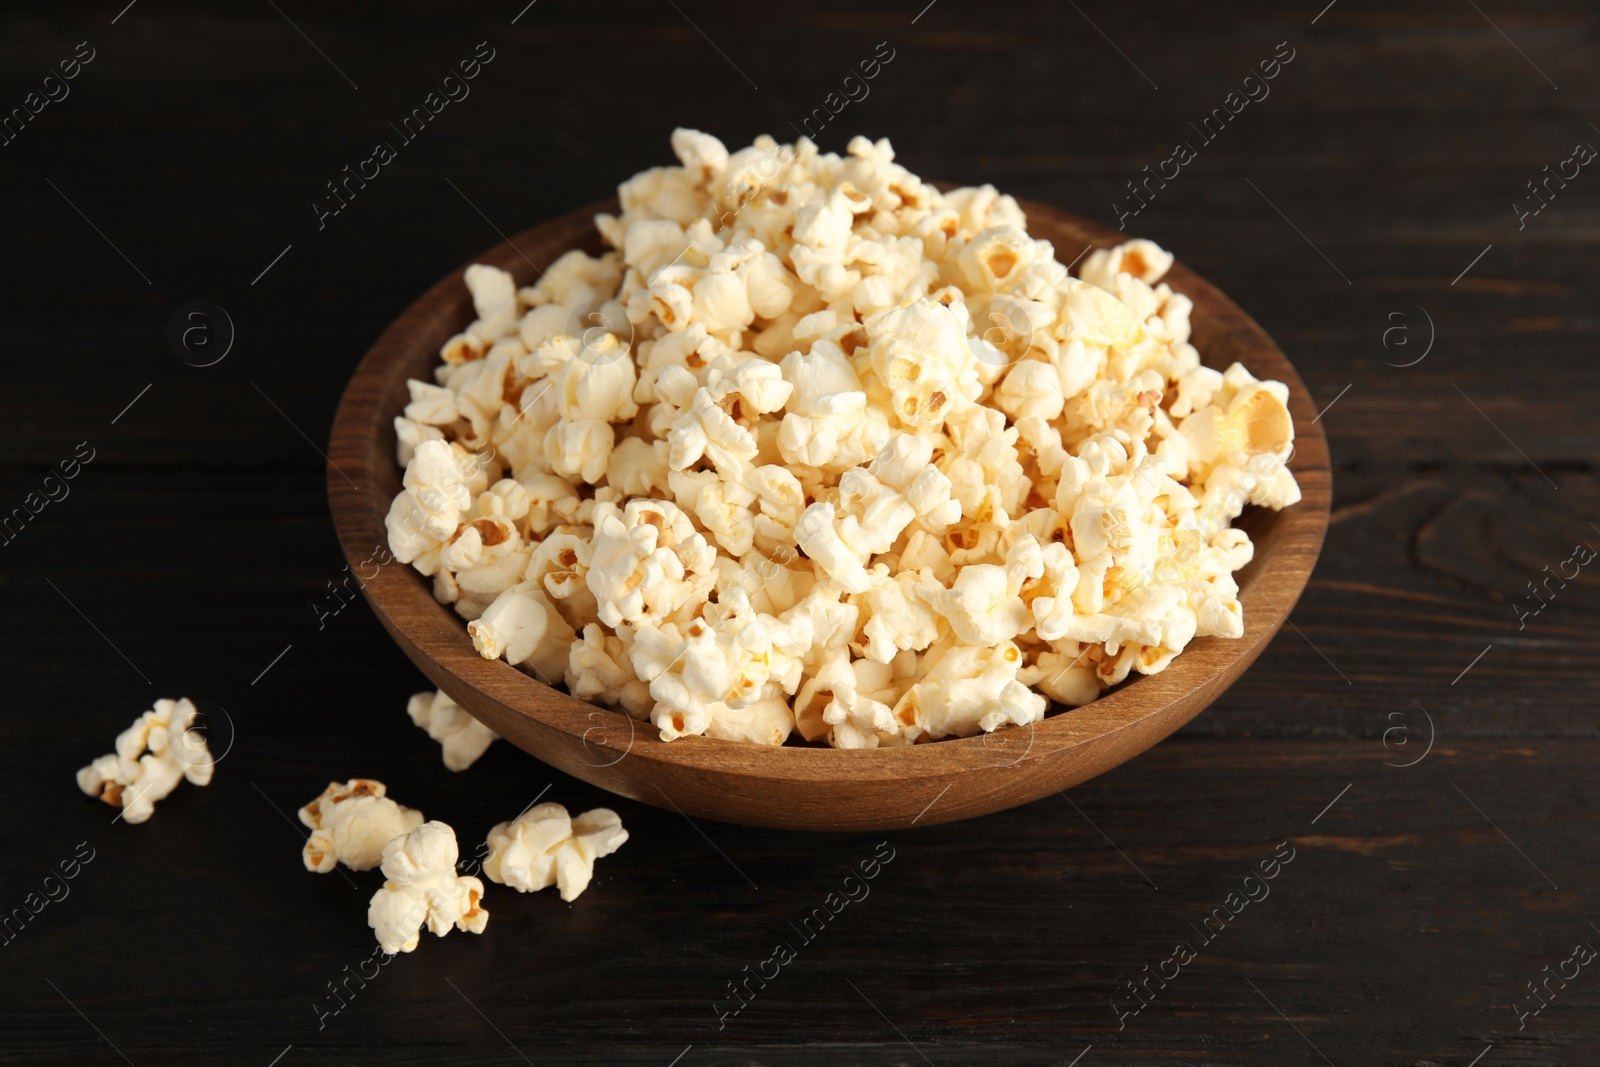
328, 196, 1331, 831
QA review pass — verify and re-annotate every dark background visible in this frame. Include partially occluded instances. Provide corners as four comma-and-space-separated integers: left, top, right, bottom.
2, 1, 1597, 1063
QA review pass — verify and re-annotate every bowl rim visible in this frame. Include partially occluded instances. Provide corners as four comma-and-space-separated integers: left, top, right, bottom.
327, 194, 1331, 818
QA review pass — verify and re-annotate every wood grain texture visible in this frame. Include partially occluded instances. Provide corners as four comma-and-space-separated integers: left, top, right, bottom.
1, 0, 1597, 1063
327, 199, 1332, 831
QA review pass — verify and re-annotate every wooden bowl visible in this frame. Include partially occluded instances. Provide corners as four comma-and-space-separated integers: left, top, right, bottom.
328, 197, 1331, 831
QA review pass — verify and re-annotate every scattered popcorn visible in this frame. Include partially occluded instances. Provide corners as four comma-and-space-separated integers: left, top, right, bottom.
77, 698, 214, 824
385, 130, 1302, 749
406, 689, 500, 771
483, 803, 628, 902
367, 821, 488, 955
298, 778, 424, 873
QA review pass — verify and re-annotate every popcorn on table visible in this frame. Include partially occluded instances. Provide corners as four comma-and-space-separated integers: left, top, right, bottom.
77, 698, 214, 824
298, 778, 424, 873
407, 688, 499, 771
386, 129, 1301, 750
483, 803, 628, 902
367, 820, 488, 955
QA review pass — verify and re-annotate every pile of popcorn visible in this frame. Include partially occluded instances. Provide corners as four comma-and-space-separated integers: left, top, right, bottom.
386, 129, 1301, 750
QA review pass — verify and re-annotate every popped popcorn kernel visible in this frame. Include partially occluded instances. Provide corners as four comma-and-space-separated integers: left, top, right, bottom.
483, 803, 628, 902
367, 821, 488, 955
299, 778, 424, 873
77, 698, 214, 824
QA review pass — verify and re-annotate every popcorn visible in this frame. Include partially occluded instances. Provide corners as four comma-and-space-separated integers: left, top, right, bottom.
385, 131, 1303, 750
469, 587, 551, 665
407, 689, 499, 771
894, 639, 1046, 740
405, 379, 460, 426
367, 821, 488, 954
585, 499, 716, 628
441, 330, 487, 366
554, 334, 638, 424
1019, 646, 1101, 707
638, 587, 809, 741
704, 688, 795, 745
928, 536, 1044, 647
394, 415, 444, 466
521, 248, 623, 309
527, 530, 599, 624
483, 802, 629, 902
387, 439, 474, 575
1180, 363, 1296, 477
959, 226, 1042, 293
464, 264, 518, 340
449, 516, 531, 604
1028, 541, 1085, 641
517, 473, 583, 536
795, 648, 913, 748
469, 582, 576, 683
854, 565, 943, 663
543, 417, 614, 485
794, 502, 873, 593
865, 299, 982, 428
777, 341, 887, 470
606, 436, 670, 498
77, 698, 213, 824
567, 623, 653, 718
1055, 277, 1142, 350
672, 127, 729, 183
1079, 238, 1175, 291
298, 779, 424, 873
995, 359, 1066, 422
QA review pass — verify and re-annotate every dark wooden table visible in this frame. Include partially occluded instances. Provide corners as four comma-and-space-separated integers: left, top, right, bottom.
3, 1, 1596, 1063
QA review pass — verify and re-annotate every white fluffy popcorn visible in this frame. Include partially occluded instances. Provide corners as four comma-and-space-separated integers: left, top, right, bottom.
298, 778, 424, 873
77, 698, 214, 824
586, 499, 717, 628
406, 689, 500, 771
385, 130, 1302, 750
367, 821, 489, 955
483, 802, 628, 902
